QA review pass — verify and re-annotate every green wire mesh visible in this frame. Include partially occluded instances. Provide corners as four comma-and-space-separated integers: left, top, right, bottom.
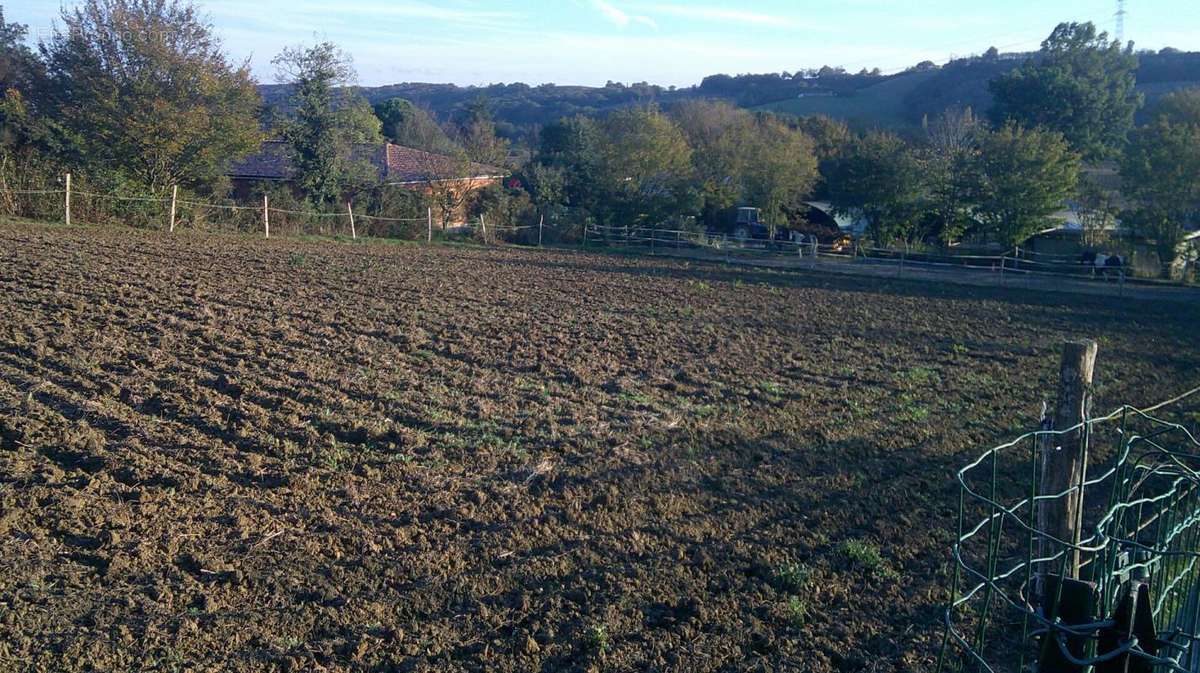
939, 387, 1200, 672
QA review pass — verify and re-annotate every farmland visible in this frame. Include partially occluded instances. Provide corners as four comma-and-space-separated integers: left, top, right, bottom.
1, 221, 1198, 673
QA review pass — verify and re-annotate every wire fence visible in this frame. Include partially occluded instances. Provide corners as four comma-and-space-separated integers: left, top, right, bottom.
583, 224, 1198, 288
0, 179, 573, 246
939, 383, 1200, 672
3, 178, 1195, 288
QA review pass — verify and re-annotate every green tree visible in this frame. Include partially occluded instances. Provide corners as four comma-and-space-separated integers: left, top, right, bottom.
40, 0, 262, 191
793, 115, 852, 162
673, 100, 759, 226
989, 22, 1141, 160
593, 106, 695, 227
972, 124, 1080, 246
743, 116, 818, 237
1120, 110, 1200, 273
273, 42, 381, 205
1153, 88, 1200, 126
673, 102, 817, 232
825, 132, 926, 244
454, 97, 508, 168
0, 8, 40, 93
921, 107, 985, 245
374, 97, 456, 152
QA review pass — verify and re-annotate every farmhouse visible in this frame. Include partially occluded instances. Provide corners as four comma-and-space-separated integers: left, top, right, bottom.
227, 141, 507, 223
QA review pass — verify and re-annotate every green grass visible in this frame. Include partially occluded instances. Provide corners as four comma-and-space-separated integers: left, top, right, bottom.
754, 70, 939, 129
895, 366, 939, 386
840, 539, 900, 580
773, 561, 813, 594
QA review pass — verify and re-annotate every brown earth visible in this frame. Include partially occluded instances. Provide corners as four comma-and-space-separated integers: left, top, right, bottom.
0, 221, 1197, 673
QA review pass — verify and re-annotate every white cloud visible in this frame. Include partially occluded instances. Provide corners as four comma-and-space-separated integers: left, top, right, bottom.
639, 4, 806, 29
587, 0, 657, 29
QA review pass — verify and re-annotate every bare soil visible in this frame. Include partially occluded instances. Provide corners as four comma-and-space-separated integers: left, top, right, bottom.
1, 221, 1197, 672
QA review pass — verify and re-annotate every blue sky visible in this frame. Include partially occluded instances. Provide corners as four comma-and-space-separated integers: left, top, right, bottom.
6, 0, 1199, 86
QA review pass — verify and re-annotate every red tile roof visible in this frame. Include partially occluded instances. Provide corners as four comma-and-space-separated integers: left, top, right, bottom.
228, 141, 505, 184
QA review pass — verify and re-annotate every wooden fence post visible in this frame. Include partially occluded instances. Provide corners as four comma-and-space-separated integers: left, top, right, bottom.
347, 200, 356, 240
169, 185, 178, 233
64, 172, 71, 226
1039, 340, 1098, 578
538, 214, 544, 247
427, 207, 432, 242
263, 193, 270, 239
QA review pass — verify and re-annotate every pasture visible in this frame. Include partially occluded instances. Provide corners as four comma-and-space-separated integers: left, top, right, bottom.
0, 221, 1197, 672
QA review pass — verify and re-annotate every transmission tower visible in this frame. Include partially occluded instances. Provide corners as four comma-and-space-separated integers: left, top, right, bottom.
1115, 0, 1127, 43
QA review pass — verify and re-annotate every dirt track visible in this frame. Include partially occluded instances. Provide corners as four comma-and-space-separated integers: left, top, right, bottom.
1, 222, 1198, 672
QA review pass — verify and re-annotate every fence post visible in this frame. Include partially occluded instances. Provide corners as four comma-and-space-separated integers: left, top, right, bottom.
538, 214, 544, 247
1038, 340, 1098, 579
347, 200, 356, 240
64, 172, 71, 226
169, 185, 178, 233
263, 193, 270, 239
427, 207, 432, 243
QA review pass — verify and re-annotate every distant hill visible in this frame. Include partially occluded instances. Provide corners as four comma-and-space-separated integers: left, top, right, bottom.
259, 49, 1200, 142
757, 49, 1200, 130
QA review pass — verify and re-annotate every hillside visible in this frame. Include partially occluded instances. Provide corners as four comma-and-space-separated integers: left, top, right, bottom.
259, 49, 1200, 140
754, 70, 942, 130
757, 49, 1200, 130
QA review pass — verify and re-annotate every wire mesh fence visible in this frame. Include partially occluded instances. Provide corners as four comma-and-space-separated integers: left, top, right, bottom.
939, 383, 1200, 672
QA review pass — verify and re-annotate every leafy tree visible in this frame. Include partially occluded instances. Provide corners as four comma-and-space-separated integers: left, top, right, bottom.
1070, 175, 1120, 249
40, 0, 262, 191
825, 132, 926, 244
1120, 106, 1200, 272
374, 97, 456, 152
1153, 88, 1200, 126
673, 100, 758, 226
673, 102, 817, 231
793, 115, 852, 162
593, 106, 695, 227
339, 98, 384, 143
524, 162, 566, 219
989, 22, 1141, 160
453, 97, 508, 168
273, 42, 379, 205
0, 8, 40, 93
972, 124, 1080, 246
535, 114, 605, 216
922, 107, 984, 244
743, 116, 817, 236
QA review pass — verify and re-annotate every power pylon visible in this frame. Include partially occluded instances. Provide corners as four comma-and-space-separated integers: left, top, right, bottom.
1115, 0, 1127, 43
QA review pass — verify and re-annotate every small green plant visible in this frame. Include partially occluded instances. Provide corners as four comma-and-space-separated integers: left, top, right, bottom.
759, 380, 785, 398
950, 343, 969, 356
583, 624, 610, 654
287, 252, 307, 267
785, 595, 810, 627
840, 539, 899, 580
894, 393, 931, 423
620, 391, 651, 406
773, 561, 812, 594
896, 366, 939, 385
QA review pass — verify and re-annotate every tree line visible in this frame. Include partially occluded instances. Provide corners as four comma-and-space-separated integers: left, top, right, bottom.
0, 0, 508, 232
519, 22, 1197, 274
0, 2, 1195, 273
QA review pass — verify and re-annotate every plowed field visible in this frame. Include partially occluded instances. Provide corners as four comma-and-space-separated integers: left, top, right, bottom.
1, 221, 1197, 672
